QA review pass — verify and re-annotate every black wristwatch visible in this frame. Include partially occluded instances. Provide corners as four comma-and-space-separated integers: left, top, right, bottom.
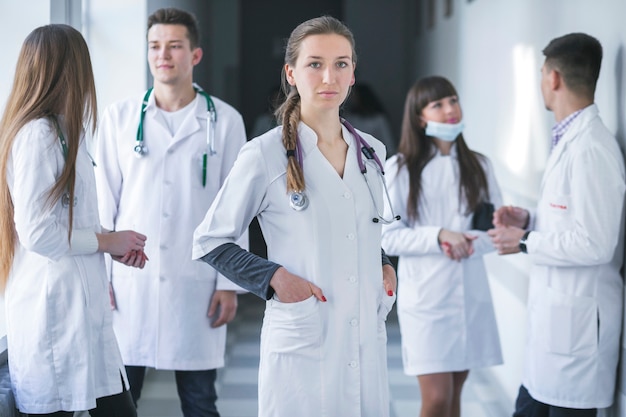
519, 231, 531, 254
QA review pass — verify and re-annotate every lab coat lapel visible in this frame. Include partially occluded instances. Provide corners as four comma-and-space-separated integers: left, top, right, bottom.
172, 96, 204, 144
540, 105, 595, 191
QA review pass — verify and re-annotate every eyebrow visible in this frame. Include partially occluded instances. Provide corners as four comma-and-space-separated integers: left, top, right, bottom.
305, 55, 351, 60
148, 39, 185, 44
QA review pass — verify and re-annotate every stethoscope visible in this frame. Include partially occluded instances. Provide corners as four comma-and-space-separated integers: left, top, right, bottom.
134, 84, 217, 187
51, 116, 78, 208
289, 119, 401, 224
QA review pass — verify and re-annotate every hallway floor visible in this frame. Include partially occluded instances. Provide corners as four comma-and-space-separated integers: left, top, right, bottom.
134, 293, 512, 417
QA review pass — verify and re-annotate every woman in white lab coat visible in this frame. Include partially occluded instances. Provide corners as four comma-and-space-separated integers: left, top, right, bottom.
381, 76, 502, 417
0, 24, 146, 417
192, 16, 397, 417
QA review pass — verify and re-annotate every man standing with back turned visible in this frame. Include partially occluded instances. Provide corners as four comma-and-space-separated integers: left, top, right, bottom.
95, 7, 247, 417
488, 33, 626, 416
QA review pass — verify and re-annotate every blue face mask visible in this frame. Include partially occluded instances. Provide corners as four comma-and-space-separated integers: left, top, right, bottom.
424, 120, 465, 142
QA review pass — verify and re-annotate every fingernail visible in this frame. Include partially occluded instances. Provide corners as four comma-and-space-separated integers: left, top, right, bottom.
387, 290, 394, 296
321, 296, 327, 302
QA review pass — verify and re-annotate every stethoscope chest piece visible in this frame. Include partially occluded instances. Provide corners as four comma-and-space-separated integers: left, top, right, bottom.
134, 142, 147, 158
289, 191, 309, 211
62, 192, 78, 208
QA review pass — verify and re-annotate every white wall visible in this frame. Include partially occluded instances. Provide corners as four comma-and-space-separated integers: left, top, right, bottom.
85, 0, 147, 113
0, 0, 51, 347
0, 0, 50, 115
414, 0, 626, 413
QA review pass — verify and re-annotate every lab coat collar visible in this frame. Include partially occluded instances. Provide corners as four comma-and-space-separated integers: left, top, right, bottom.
144, 89, 206, 144
434, 141, 459, 158
541, 104, 598, 190
296, 120, 357, 157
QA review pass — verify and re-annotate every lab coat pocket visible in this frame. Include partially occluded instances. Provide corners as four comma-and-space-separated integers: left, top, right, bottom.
266, 295, 322, 357
541, 287, 598, 357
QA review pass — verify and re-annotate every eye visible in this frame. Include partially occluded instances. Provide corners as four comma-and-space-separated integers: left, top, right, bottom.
309, 62, 321, 69
336, 61, 349, 68
449, 97, 458, 105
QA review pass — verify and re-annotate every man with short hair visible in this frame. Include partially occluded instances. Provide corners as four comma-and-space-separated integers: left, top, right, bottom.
95, 7, 247, 417
488, 32, 626, 417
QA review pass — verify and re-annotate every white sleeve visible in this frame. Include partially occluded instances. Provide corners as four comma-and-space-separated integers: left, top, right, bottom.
381, 157, 442, 256
215, 108, 250, 291
528, 144, 626, 266
12, 121, 98, 260
193, 139, 268, 260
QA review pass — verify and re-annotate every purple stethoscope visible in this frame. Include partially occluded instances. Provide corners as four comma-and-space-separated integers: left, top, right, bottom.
288, 118, 401, 224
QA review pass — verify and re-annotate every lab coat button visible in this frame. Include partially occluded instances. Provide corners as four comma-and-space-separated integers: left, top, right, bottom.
163, 213, 169, 218
349, 361, 358, 368
343, 192, 351, 199
350, 318, 358, 327
347, 233, 355, 240
348, 275, 357, 283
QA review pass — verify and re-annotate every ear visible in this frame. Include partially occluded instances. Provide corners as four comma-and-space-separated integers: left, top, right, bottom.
350, 73, 355, 86
192, 47, 203, 66
549, 68, 561, 91
285, 63, 296, 86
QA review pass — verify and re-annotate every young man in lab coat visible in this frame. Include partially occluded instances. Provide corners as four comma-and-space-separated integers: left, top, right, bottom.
94, 7, 247, 417
488, 33, 626, 416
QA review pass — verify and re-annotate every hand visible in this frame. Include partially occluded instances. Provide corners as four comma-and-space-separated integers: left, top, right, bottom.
208, 290, 238, 328
487, 226, 526, 255
97, 230, 147, 256
493, 206, 529, 229
269, 267, 326, 303
112, 250, 149, 269
382, 264, 397, 296
438, 229, 477, 261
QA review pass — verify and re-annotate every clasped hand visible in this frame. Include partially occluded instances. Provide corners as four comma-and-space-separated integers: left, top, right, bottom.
98, 230, 149, 269
486, 206, 530, 255
438, 229, 477, 261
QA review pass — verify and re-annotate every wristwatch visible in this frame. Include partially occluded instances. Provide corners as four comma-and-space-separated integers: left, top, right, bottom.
519, 231, 531, 254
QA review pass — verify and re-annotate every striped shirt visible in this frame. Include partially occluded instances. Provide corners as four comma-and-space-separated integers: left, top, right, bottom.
551, 109, 583, 150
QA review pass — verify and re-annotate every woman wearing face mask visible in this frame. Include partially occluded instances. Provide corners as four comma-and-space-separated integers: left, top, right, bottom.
381, 76, 503, 417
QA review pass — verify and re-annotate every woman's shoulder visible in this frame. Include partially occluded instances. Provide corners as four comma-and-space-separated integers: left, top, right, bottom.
240, 126, 286, 165
15, 118, 56, 146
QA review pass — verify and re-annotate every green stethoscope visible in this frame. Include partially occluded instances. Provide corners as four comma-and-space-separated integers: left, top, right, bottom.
50, 116, 76, 208
135, 84, 217, 187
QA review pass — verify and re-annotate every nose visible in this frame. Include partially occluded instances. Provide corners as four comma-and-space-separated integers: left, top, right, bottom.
322, 66, 334, 84
157, 46, 170, 59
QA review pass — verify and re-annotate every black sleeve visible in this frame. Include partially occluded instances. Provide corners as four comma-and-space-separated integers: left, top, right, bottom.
381, 248, 394, 268
200, 242, 281, 300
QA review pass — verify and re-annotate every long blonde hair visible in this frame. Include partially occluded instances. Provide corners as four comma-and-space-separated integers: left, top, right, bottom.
0, 24, 97, 290
274, 16, 357, 192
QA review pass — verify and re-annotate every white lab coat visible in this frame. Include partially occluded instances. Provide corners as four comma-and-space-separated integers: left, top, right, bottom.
381, 146, 503, 375
522, 104, 625, 409
5, 118, 128, 413
95, 91, 247, 370
193, 123, 395, 417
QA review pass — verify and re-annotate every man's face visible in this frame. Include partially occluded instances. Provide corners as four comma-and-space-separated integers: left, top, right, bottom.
147, 24, 201, 86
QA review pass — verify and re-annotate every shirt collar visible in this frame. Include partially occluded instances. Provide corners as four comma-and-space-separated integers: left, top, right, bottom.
551, 109, 583, 150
